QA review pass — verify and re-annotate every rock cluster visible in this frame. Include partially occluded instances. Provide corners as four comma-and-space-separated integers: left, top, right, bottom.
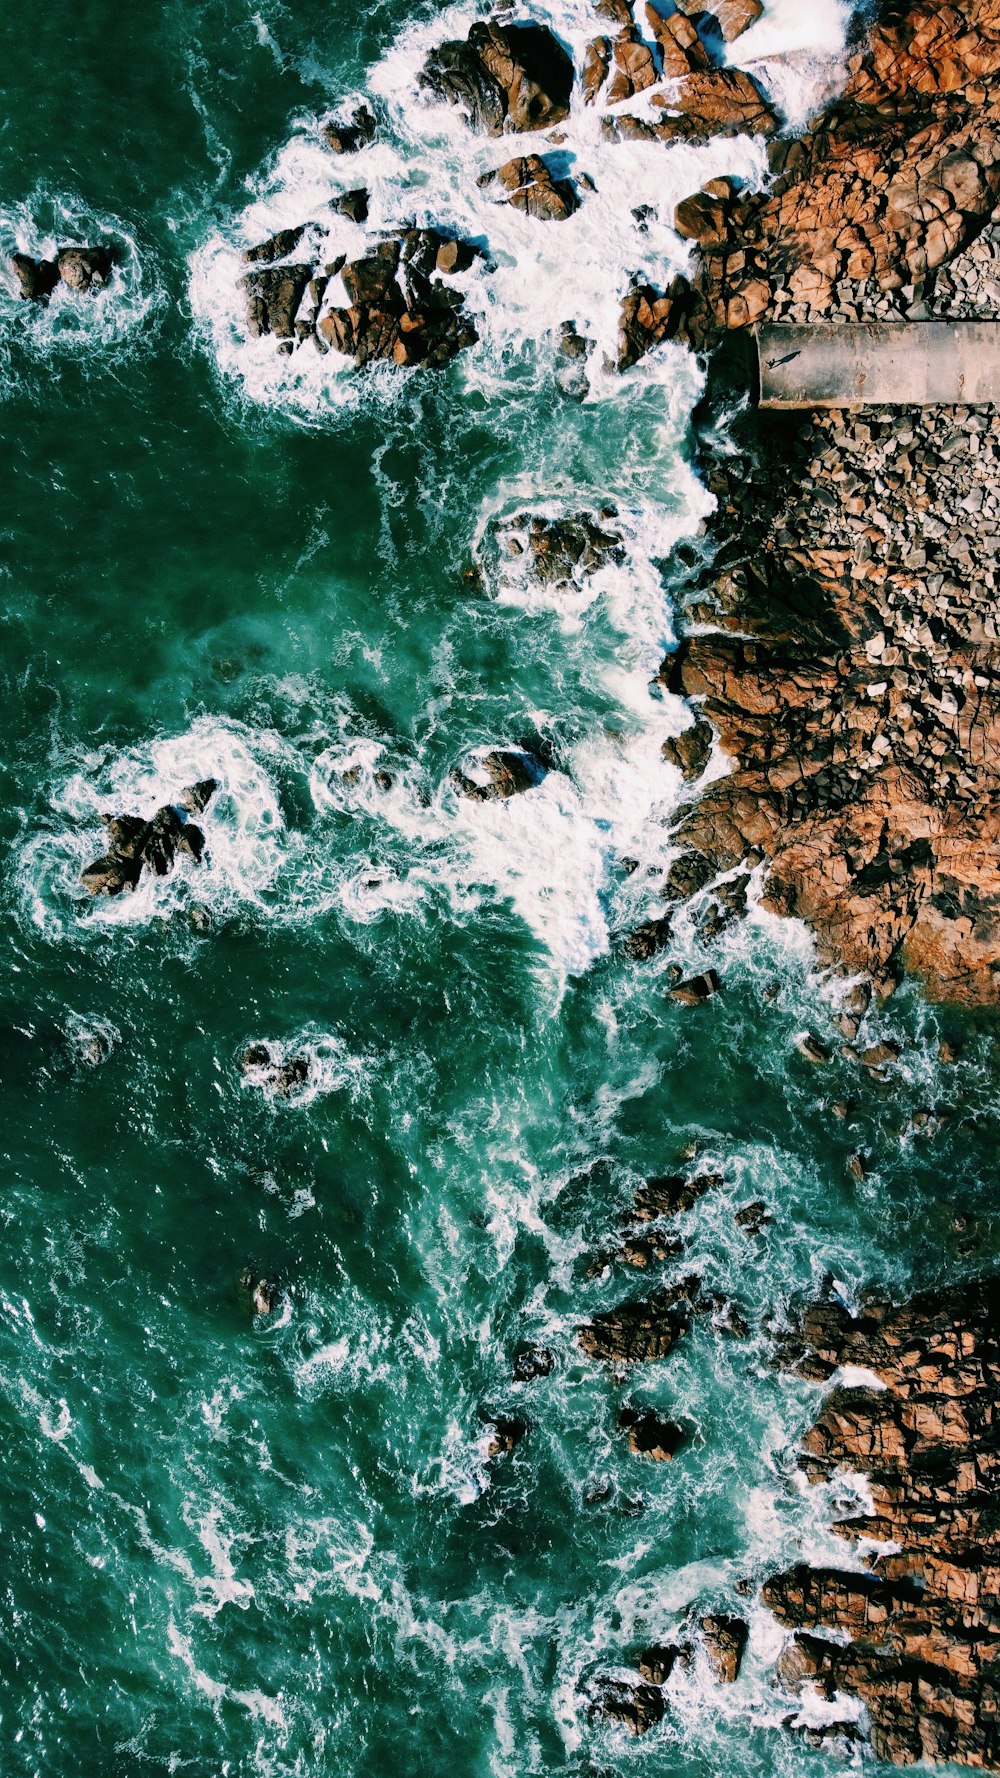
242, 225, 483, 368
419, 20, 574, 135
765, 1278, 1000, 1767
9, 245, 113, 302
81, 780, 217, 897
492, 508, 625, 585
241, 1044, 311, 1098
664, 398, 1000, 1000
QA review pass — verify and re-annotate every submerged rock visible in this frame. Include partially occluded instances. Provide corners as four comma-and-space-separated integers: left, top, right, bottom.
239, 1269, 281, 1315
618, 1405, 687, 1460
511, 1342, 555, 1381
420, 19, 574, 137
241, 1044, 310, 1098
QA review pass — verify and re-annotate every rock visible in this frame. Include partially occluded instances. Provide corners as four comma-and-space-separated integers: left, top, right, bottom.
56, 246, 113, 292
420, 19, 574, 137
481, 1412, 528, 1457
321, 105, 377, 154
860, 1040, 901, 1071
622, 917, 672, 961
243, 263, 314, 339
700, 1615, 748, 1683
618, 1406, 687, 1459
669, 969, 721, 1005
240, 1269, 280, 1315
316, 227, 482, 369
242, 226, 309, 265
795, 1034, 831, 1065
478, 155, 579, 220
647, 8, 710, 77
181, 779, 219, 814
674, 0, 763, 40
577, 1279, 700, 1364
631, 1170, 723, 1221
587, 1675, 666, 1734
9, 253, 60, 301
81, 791, 210, 896
662, 851, 715, 902
495, 509, 623, 586
734, 1199, 769, 1234
332, 189, 370, 224
662, 719, 713, 780
637, 1644, 682, 1684
511, 1342, 555, 1381
765, 1276, 1000, 1766
450, 747, 546, 801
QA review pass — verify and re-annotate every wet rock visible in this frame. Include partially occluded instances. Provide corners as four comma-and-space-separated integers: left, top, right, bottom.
317, 227, 482, 368
181, 779, 219, 814
243, 263, 314, 339
240, 1269, 280, 1315
332, 189, 370, 224
587, 1674, 666, 1734
9, 252, 60, 301
662, 719, 713, 780
81, 786, 215, 897
511, 1342, 555, 1381
478, 154, 579, 220
56, 246, 113, 292
618, 1405, 687, 1459
662, 850, 715, 903
450, 747, 546, 801
734, 1199, 769, 1234
577, 1279, 699, 1364
765, 1275, 1000, 1765
669, 969, 721, 1005
481, 1412, 528, 1457
622, 917, 672, 961
631, 1170, 723, 1222
637, 1644, 682, 1684
242, 226, 309, 265
674, 0, 763, 41
795, 1034, 831, 1065
496, 509, 623, 586
700, 1615, 749, 1683
420, 19, 574, 137
321, 104, 377, 154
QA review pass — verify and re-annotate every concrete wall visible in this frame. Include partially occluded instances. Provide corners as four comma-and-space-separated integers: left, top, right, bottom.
757, 321, 1000, 408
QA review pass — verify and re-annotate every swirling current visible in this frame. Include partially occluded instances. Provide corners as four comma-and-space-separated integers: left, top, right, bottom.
2, 2, 999, 1775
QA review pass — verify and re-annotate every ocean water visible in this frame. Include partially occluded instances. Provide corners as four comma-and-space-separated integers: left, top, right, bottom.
1, 2, 998, 1775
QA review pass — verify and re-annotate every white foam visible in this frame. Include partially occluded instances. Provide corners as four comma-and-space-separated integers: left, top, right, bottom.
240, 1028, 370, 1108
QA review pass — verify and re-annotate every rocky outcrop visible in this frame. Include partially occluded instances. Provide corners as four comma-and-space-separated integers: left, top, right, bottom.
478, 155, 579, 220
450, 747, 547, 801
578, 1276, 701, 1364
10, 245, 113, 302
241, 1044, 310, 1097
700, 1614, 748, 1683
586, 1673, 666, 1733
492, 508, 624, 584
321, 104, 377, 154
242, 226, 484, 368
605, 68, 777, 147
618, 1404, 687, 1459
81, 780, 217, 896
420, 19, 574, 135
765, 1278, 1000, 1767
665, 398, 1000, 1000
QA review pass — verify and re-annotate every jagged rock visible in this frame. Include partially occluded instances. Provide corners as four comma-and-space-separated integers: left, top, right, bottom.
700, 1615, 748, 1683
631, 1170, 723, 1221
242, 226, 309, 265
669, 969, 721, 1005
451, 747, 546, 801
618, 1405, 687, 1459
81, 785, 216, 896
734, 1199, 769, 1234
765, 1276, 1000, 1766
577, 1279, 700, 1364
239, 1269, 280, 1315
795, 1034, 831, 1065
674, 0, 763, 40
321, 104, 377, 153
478, 155, 579, 220
587, 1675, 666, 1734
662, 850, 715, 902
243, 263, 314, 339
637, 1644, 682, 1684
662, 719, 713, 780
622, 917, 672, 961
420, 19, 574, 136
496, 509, 622, 584
332, 189, 369, 224
481, 1412, 528, 1456
609, 68, 776, 147
646, 7, 710, 77
316, 227, 482, 368
582, 36, 611, 103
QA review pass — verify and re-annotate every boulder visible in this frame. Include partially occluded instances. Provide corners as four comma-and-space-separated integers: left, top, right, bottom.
321, 105, 377, 154
316, 227, 482, 368
81, 785, 215, 896
673, 0, 763, 40
420, 19, 574, 136
662, 719, 713, 780
637, 1644, 682, 1684
481, 1412, 528, 1456
242, 226, 308, 265
669, 969, 722, 1005
56, 246, 113, 292
242, 263, 314, 339
478, 155, 579, 221
700, 1615, 748, 1683
618, 1406, 687, 1459
622, 917, 672, 961
9, 253, 60, 301
587, 1675, 666, 1734
450, 747, 546, 801
577, 1280, 700, 1364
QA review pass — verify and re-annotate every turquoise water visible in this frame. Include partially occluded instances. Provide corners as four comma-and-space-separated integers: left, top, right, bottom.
2, 3, 999, 1774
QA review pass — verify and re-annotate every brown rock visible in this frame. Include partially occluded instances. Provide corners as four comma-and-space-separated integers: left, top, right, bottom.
700, 1615, 749, 1683
478, 155, 579, 221
420, 19, 574, 136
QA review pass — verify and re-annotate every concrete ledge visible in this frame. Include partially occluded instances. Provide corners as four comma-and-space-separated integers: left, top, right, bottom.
756, 321, 1000, 408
